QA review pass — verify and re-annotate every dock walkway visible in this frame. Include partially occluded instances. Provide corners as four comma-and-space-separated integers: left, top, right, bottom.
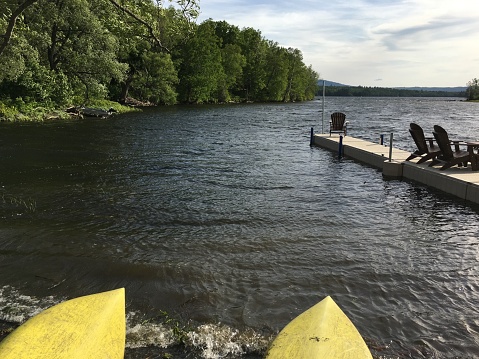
312, 134, 479, 205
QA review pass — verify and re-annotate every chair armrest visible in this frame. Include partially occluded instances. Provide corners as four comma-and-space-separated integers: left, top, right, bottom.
450, 140, 466, 152
425, 136, 435, 147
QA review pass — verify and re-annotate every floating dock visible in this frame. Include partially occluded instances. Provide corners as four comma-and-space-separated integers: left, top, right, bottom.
312, 134, 479, 205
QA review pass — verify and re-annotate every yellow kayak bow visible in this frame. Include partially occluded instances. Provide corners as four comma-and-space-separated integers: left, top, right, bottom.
0, 288, 125, 358
266, 295, 373, 359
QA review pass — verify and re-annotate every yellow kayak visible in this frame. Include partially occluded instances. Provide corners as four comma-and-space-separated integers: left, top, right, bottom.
0, 288, 125, 358
266, 296, 373, 359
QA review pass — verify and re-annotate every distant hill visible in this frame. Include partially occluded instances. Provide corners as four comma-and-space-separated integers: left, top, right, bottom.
317, 80, 466, 92
318, 80, 349, 87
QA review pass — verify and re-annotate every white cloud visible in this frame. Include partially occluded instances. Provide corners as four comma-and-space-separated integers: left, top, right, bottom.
197, 0, 479, 87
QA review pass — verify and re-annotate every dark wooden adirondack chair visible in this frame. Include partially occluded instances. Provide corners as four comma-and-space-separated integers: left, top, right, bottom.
406, 123, 441, 164
330, 112, 348, 136
429, 125, 470, 170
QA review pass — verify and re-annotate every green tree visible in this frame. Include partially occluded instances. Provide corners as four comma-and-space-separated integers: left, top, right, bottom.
0, 1, 73, 104
132, 51, 178, 104
1, 0, 199, 105
0, 0, 42, 89
467, 78, 479, 100
36, 0, 127, 100
107, 1, 197, 104
238, 27, 267, 101
1, 0, 128, 103
210, 21, 245, 102
0, 29, 37, 85
0, 0, 39, 57
212, 20, 241, 46
260, 43, 287, 101
105, 0, 199, 51
218, 43, 245, 102
177, 20, 224, 103
282, 47, 304, 102
105, 0, 160, 103
303, 65, 320, 100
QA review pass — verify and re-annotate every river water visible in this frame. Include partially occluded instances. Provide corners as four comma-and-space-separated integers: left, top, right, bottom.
1, 97, 479, 358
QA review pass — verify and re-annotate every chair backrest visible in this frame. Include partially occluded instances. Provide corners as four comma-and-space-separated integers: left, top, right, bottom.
432, 125, 453, 160
331, 112, 346, 130
409, 123, 428, 153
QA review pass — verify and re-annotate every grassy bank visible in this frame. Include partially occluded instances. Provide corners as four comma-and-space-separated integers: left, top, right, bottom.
0, 99, 138, 122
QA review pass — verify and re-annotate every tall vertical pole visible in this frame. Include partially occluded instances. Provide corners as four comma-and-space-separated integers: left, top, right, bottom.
321, 80, 325, 133
389, 133, 393, 162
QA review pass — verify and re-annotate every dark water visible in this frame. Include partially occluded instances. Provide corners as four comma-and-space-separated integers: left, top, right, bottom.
1, 98, 479, 358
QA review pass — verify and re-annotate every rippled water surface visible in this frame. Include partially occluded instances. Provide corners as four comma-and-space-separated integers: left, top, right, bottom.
1, 97, 479, 358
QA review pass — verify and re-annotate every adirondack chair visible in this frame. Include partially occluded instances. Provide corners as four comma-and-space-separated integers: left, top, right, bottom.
429, 125, 470, 170
330, 112, 348, 136
406, 123, 441, 164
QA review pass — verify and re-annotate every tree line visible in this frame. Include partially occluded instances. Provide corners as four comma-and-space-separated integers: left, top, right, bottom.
319, 86, 467, 98
0, 0, 319, 108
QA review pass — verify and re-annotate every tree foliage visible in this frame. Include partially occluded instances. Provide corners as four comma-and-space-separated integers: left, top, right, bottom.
466, 78, 479, 101
0, 0, 39, 57
176, 20, 224, 103
0, 0, 319, 106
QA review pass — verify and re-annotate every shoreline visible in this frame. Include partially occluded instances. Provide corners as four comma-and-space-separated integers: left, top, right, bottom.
1, 96, 476, 123
0, 100, 142, 123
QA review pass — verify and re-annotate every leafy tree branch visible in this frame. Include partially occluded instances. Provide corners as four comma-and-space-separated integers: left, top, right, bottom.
107, 0, 169, 52
0, 0, 39, 56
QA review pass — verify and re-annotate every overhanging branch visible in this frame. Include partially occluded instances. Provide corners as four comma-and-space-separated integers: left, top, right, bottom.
0, 0, 39, 56
107, 0, 170, 53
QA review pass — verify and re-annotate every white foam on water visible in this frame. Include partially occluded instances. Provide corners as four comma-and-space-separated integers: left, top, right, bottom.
126, 322, 177, 348
126, 311, 177, 349
125, 311, 271, 358
186, 323, 270, 359
188, 323, 244, 358
0, 285, 60, 323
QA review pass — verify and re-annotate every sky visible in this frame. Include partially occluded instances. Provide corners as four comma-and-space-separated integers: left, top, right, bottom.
196, 0, 479, 88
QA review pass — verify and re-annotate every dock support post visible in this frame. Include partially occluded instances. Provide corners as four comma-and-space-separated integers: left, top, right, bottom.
310, 127, 314, 146
388, 133, 393, 161
380, 134, 384, 145
338, 135, 343, 159
321, 80, 325, 133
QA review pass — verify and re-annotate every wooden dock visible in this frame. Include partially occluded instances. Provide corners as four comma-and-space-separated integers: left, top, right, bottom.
312, 134, 479, 205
